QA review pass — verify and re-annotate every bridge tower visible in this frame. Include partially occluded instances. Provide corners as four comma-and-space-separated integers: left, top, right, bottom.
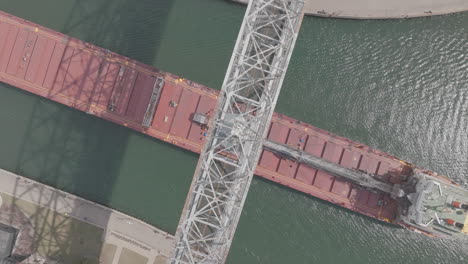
171, 0, 304, 262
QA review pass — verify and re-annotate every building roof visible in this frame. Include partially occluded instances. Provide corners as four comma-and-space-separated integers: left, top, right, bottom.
0, 223, 17, 260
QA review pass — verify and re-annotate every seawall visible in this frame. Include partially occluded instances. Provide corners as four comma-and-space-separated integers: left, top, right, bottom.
231, 0, 468, 19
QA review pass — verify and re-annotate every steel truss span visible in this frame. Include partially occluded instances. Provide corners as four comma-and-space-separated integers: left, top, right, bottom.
171, 0, 304, 263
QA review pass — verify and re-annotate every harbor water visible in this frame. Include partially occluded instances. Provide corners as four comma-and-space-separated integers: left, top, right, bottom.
0, 0, 467, 263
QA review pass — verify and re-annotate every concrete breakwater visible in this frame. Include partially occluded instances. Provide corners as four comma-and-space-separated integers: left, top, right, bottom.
231, 0, 468, 19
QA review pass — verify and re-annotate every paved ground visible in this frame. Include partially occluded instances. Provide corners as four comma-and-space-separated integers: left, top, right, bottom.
232, 0, 468, 19
0, 168, 175, 264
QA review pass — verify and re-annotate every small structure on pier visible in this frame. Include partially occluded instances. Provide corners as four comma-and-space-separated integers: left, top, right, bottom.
0, 223, 17, 263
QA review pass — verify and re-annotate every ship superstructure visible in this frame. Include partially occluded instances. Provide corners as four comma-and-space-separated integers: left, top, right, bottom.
399, 171, 468, 238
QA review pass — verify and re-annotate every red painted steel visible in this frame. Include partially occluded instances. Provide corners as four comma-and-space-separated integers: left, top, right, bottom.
0, 11, 418, 224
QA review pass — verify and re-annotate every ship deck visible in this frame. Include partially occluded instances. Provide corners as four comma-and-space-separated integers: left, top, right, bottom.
0, 11, 412, 223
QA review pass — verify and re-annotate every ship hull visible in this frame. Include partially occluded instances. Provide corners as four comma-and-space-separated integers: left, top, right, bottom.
0, 10, 455, 232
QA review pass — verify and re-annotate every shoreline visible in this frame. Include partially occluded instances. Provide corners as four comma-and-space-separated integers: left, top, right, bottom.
230, 0, 468, 19
0, 168, 174, 263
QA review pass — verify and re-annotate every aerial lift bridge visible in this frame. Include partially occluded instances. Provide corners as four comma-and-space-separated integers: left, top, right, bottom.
171, 0, 304, 263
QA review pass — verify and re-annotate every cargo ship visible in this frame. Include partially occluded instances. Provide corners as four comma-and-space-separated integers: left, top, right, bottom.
0, 10, 467, 239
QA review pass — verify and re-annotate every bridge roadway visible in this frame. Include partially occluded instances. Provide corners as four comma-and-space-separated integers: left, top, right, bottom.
0, 8, 410, 236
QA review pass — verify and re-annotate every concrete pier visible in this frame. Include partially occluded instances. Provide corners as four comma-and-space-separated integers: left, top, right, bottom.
231, 0, 468, 19
0, 169, 174, 264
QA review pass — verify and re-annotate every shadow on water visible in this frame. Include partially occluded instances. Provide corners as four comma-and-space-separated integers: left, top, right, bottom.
0, 0, 175, 262
59, 0, 173, 65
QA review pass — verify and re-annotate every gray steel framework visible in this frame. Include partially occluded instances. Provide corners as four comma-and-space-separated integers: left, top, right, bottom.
263, 140, 396, 194
171, 0, 304, 263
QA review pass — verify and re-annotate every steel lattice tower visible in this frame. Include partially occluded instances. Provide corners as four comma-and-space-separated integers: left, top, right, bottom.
171, 0, 304, 263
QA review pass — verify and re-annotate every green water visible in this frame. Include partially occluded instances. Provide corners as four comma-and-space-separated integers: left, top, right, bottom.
0, 0, 467, 263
